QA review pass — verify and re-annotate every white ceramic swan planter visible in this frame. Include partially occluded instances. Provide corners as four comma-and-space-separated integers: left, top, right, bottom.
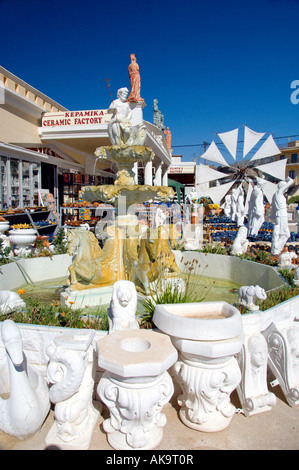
0, 320, 50, 439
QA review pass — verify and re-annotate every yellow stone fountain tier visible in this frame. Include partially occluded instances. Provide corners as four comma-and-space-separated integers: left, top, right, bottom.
81, 184, 174, 208
62, 142, 178, 301
82, 143, 175, 207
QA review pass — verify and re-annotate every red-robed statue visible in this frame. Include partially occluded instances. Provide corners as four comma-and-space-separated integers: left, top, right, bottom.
127, 54, 144, 103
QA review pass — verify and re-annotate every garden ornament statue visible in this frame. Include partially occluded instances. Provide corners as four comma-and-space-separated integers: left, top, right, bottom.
238, 285, 267, 311
271, 176, 294, 255
0, 320, 50, 439
230, 225, 249, 256
278, 248, 297, 267
236, 185, 246, 227
0, 290, 26, 314
247, 178, 265, 237
107, 280, 139, 332
223, 194, 232, 218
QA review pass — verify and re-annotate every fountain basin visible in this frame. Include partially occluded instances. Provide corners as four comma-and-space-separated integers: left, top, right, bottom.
153, 301, 243, 342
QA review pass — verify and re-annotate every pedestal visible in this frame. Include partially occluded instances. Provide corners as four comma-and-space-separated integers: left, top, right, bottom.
96, 329, 177, 450
153, 302, 244, 432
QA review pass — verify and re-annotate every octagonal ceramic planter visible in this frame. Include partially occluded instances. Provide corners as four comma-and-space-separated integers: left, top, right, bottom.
153, 301, 244, 432
97, 329, 177, 450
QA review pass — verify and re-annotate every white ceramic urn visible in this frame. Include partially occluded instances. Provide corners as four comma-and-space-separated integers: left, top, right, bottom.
9, 229, 37, 254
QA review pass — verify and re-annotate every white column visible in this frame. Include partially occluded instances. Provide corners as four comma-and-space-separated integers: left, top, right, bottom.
162, 164, 168, 186
144, 160, 153, 186
155, 162, 162, 186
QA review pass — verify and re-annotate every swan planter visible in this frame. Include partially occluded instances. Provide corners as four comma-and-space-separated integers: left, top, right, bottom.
0, 320, 50, 439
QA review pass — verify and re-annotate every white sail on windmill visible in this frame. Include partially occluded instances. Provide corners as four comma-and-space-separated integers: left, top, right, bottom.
196, 125, 284, 205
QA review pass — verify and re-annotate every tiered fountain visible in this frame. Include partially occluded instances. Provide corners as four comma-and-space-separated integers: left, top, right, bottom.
61, 76, 177, 308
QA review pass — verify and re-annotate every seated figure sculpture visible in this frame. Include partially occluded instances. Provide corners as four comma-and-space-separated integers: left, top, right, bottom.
107, 87, 132, 145
230, 226, 249, 256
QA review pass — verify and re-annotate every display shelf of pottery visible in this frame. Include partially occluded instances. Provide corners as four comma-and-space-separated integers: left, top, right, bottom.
9, 224, 37, 255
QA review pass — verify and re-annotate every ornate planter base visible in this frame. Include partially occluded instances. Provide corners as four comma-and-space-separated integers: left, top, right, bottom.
96, 329, 177, 450
174, 353, 241, 433
99, 371, 173, 450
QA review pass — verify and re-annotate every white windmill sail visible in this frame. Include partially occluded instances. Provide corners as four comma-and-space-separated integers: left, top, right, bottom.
200, 141, 230, 167
196, 163, 228, 185
250, 134, 281, 162
255, 158, 286, 181
261, 180, 278, 204
243, 125, 265, 159
205, 180, 235, 205
217, 128, 239, 160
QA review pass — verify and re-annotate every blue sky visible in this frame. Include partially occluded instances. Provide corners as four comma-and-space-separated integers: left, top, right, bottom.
1, 0, 299, 162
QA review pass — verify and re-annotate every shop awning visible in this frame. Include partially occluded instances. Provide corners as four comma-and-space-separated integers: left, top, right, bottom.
168, 178, 185, 204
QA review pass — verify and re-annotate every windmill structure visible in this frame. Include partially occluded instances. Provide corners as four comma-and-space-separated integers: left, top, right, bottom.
196, 125, 285, 210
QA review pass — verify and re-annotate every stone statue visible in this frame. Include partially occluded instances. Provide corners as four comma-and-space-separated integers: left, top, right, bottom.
66, 228, 126, 289
248, 179, 265, 237
153, 99, 165, 130
238, 285, 267, 311
236, 185, 245, 227
223, 194, 232, 218
271, 177, 294, 255
164, 127, 172, 151
236, 332, 276, 416
0, 290, 26, 314
230, 225, 249, 256
231, 187, 238, 221
278, 248, 297, 267
107, 280, 139, 333
127, 54, 144, 103
107, 87, 132, 145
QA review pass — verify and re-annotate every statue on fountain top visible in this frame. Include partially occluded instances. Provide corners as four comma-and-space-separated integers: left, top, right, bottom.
107, 87, 132, 146
127, 53, 144, 103
105, 86, 146, 149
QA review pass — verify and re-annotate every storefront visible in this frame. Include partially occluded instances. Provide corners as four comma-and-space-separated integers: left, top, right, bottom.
0, 65, 172, 214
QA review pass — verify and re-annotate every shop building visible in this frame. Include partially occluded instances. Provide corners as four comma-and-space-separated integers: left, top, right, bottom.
276, 141, 299, 187
0, 66, 172, 212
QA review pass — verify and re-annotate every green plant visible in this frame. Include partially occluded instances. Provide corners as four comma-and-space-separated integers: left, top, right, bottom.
287, 195, 299, 205
0, 238, 12, 265
199, 242, 228, 255
52, 228, 68, 254
278, 267, 296, 286
139, 258, 212, 328
0, 295, 108, 330
256, 285, 299, 311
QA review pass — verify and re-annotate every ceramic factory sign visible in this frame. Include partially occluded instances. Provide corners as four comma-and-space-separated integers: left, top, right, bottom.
42, 110, 111, 127
169, 165, 194, 174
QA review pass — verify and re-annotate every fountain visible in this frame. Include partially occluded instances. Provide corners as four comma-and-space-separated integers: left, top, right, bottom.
60, 79, 177, 307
